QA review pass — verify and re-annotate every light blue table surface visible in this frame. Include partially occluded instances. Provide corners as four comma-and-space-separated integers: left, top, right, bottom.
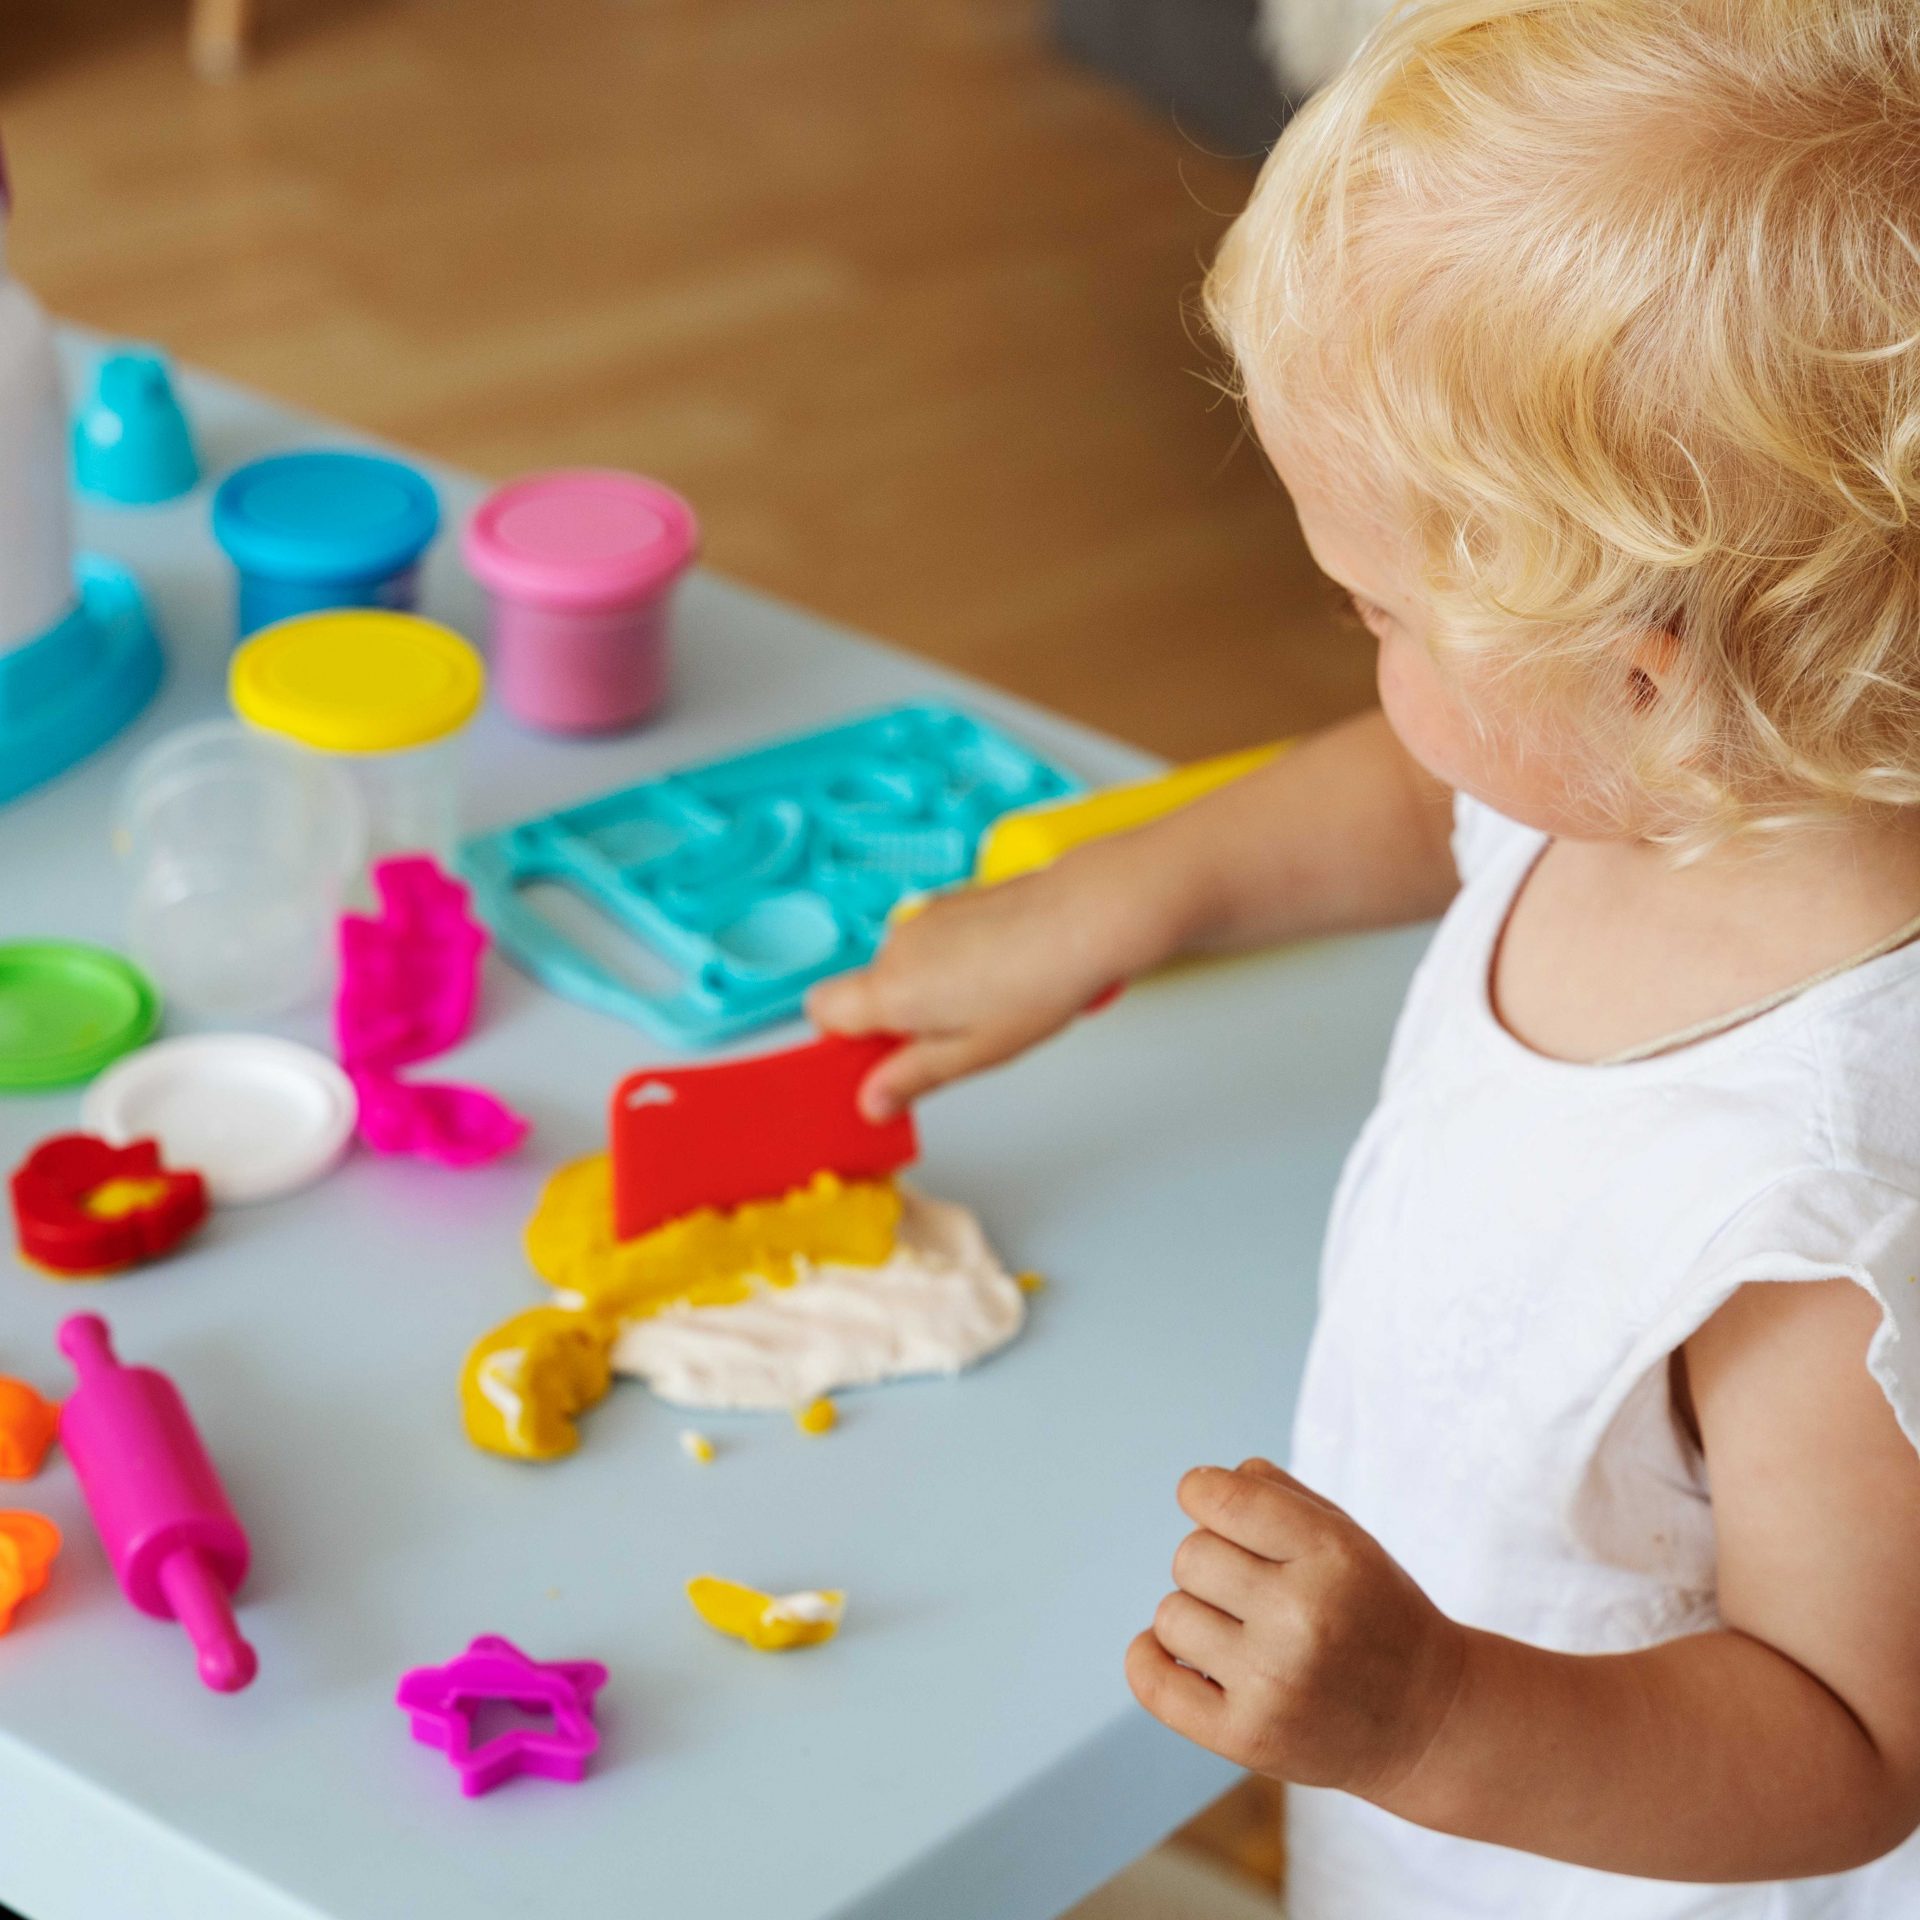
0, 337, 1428, 1920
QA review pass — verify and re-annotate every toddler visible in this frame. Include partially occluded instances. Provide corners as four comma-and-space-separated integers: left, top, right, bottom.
811, 1, 1920, 1912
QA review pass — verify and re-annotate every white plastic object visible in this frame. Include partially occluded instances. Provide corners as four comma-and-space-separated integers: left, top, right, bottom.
82, 1034, 358, 1205
117, 721, 365, 1018
0, 201, 76, 655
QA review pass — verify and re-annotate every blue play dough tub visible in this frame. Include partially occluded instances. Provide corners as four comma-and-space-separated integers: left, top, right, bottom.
212, 450, 441, 640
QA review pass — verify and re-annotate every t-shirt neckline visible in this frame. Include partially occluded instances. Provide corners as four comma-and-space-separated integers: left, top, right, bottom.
1466, 831, 1920, 1085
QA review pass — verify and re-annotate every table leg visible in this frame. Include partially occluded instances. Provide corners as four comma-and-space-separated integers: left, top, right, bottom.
189, 0, 253, 79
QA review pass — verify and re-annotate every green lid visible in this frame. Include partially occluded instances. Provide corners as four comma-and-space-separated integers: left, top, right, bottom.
0, 942, 161, 1091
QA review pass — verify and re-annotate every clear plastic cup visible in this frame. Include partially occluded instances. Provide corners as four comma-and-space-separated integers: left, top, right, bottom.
118, 720, 365, 1017
227, 609, 485, 872
337, 732, 466, 868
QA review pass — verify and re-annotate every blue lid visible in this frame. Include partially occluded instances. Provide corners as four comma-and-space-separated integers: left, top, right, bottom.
211, 451, 440, 584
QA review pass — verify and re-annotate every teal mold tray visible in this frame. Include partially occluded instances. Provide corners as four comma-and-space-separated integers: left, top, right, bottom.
459, 702, 1082, 1048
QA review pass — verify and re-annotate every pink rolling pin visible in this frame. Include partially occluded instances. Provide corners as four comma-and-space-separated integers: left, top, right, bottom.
57, 1314, 258, 1693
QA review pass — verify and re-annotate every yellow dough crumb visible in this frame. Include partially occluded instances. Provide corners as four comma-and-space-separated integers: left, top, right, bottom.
793, 1397, 837, 1436
460, 1307, 616, 1462
686, 1575, 845, 1651
525, 1158, 901, 1320
1017, 1270, 1048, 1293
679, 1429, 717, 1465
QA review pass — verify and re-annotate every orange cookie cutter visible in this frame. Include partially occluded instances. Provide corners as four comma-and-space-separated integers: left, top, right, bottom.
0, 1510, 61, 1633
0, 1378, 59, 1480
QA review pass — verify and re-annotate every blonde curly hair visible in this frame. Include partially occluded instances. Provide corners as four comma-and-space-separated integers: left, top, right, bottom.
1207, 0, 1920, 845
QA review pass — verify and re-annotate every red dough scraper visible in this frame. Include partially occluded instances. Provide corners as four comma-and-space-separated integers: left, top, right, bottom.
610, 1032, 920, 1241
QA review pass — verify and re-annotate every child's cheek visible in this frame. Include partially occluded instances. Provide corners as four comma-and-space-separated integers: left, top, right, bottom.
1375, 632, 1474, 792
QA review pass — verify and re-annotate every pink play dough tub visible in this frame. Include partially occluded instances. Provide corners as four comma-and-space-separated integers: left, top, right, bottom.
462, 469, 698, 735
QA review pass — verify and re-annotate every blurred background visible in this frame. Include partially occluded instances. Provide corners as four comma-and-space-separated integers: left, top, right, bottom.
7, 0, 1378, 770
3, 1, 1391, 1905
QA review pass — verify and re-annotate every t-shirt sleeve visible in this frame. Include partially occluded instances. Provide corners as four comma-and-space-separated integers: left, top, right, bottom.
1450, 792, 1541, 888
1571, 1170, 1920, 1569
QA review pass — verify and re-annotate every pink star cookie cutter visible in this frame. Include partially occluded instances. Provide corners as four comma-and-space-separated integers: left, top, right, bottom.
395, 1634, 608, 1797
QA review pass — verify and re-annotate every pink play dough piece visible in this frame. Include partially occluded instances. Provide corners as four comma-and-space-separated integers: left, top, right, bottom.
335, 857, 528, 1168
350, 1069, 529, 1167
337, 858, 484, 1066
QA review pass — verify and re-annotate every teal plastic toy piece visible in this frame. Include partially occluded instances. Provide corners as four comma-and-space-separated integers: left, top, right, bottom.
73, 350, 201, 506
459, 702, 1081, 1048
0, 557, 161, 809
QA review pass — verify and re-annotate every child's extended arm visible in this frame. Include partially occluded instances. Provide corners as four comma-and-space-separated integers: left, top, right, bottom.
1131, 1278, 1920, 1880
810, 708, 1457, 1118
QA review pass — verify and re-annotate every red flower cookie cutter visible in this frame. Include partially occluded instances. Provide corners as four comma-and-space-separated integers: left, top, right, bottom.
9, 1133, 209, 1277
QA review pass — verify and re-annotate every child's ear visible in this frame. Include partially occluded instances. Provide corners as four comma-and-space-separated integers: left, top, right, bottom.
1626, 631, 1681, 711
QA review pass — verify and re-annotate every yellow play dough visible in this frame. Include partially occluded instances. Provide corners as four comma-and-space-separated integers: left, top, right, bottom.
460, 1306, 616, 1462
687, 1575, 845, 1651
525, 1157, 901, 1318
462, 1166, 905, 1459
82, 1177, 178, 1220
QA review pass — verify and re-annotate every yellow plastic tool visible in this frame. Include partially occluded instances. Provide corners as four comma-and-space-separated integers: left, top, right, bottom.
687, 1576, 846, 1651
972, 742, 1285, 884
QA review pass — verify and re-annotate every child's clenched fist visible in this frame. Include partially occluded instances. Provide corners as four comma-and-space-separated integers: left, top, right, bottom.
1127, 1458, 1467, 1799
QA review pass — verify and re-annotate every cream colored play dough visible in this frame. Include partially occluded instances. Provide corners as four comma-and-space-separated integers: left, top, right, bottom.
608, 1186, 1026, 1411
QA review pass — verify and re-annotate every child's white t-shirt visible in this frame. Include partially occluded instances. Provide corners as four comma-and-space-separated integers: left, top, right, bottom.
1286, 795, 1920, 1919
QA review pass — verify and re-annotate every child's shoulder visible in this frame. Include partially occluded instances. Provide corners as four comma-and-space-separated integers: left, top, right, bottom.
1790, 946, 1920, 1196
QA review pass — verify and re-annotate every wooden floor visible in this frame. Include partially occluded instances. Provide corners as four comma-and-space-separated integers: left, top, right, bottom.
3, 0, 1367, 765
1, 0, 1340, 1894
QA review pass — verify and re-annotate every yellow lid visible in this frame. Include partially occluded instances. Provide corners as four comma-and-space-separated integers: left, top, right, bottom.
229, 610, 484, 753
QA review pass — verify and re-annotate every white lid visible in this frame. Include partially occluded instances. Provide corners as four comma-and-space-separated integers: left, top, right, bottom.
81, 1034, 357, 1204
